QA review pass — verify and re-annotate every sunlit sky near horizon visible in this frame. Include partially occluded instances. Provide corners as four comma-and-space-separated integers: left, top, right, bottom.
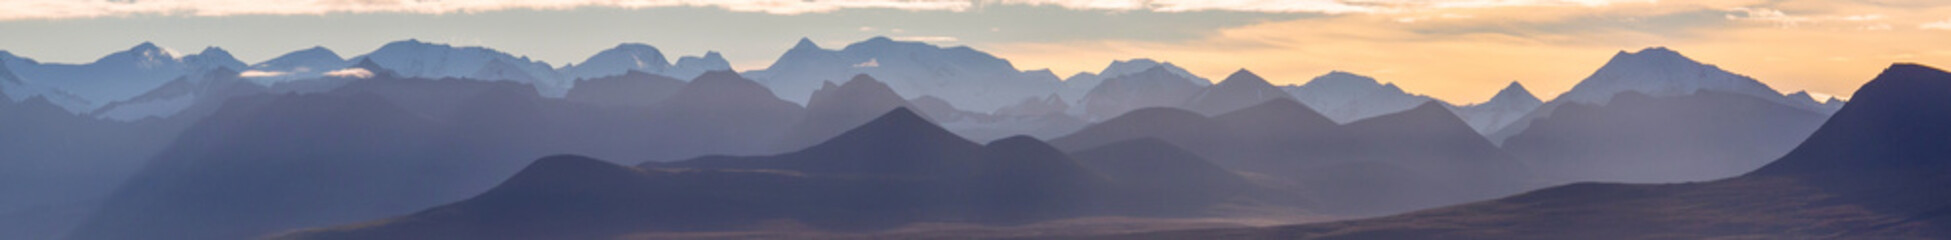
3, 0, 1949, 103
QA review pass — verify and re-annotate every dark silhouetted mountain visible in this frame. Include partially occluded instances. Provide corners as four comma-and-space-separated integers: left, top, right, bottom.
668, 107, 977, 175
1051, 107, 1233, 156
1054, 99, 1533, 215
1454, 81, 1544, 134
1503, 90, 1826, 184
745, 36, 1063, 112
642, 71, 806, 160
562, 70, 686, 107
0, 94, 191, 240
68, 71, 811, 240
1077, 66, 1204, 121
775, 74, 916, 152
1184, 69, 1294, 116
1069, 138, 1257, 215
245, 46, 349, 83
1282, 71, 1434, 123
276, 109, 1125, 240
1309, 102, 1533, 214
67, 92, 451, 240
1085, 63, 1951, 240
1752, 63, 1951, 178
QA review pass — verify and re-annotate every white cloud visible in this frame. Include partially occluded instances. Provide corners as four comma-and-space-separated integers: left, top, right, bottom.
238, 70, 288, 78
324, 68, 373, 78
853, 58, 880, 68
1923, 18, 1951, 30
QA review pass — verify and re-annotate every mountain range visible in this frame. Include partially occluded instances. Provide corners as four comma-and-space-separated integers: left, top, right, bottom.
272, 108, 1301, 239
1082, 63, 1951, 240
0, 38, 1909, 240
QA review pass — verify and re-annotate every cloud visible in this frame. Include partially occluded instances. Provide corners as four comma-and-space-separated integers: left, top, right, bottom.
324, 68, 373, 78
238, 70, 288, 78
1923, 18, 1951, 30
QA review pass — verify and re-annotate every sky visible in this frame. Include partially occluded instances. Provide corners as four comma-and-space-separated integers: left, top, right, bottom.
2, 0, 1948, 104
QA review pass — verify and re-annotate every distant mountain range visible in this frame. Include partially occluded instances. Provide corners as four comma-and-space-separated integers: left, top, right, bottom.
1083, 63, 1951, 240
743, 37, 1065, 112
0, 38, 1904, 240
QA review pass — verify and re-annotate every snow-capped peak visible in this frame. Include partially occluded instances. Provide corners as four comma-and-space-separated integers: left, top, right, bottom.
1553, 47, 1789, 105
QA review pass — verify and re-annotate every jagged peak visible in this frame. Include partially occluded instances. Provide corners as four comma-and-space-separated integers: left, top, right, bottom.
842, 74, 886, 87
128, 41, 164, 52
1606, 46, 1700, 66
851, 107, 942, 135
284, 46, 342, 59
1216, 98, 1336, 126
1356, 100, 1458, 126
792, 37, 821, 50
1786, 90, 1814, 101
1847, 63, 1951, 104
1489, 81, 1541, 104
1219, 69, 1270, 86
691, 70, 750, 83
195, 46, 232, 57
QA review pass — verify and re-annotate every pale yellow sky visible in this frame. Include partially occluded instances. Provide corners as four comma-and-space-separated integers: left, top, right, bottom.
983, 0, 1951, 104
